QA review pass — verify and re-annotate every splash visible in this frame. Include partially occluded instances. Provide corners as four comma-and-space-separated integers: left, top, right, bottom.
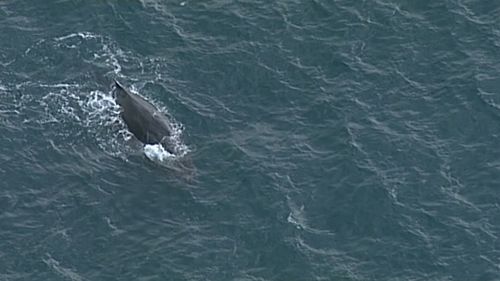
144, 144, 175, 162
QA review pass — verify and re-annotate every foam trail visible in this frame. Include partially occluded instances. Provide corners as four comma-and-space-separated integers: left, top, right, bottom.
54, 31, 97, 41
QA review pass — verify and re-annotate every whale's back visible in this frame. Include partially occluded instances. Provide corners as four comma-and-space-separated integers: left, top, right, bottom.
113, 81, 173, 147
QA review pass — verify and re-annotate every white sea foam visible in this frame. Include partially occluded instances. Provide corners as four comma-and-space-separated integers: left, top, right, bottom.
54, 31, 97, 41
144, 143, 175, 162
42, 254, 84, 281
286, 195, 306, 230
53, 31, 126, 75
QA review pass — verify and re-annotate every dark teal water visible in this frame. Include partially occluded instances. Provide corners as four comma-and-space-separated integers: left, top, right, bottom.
1, 1, 500, 280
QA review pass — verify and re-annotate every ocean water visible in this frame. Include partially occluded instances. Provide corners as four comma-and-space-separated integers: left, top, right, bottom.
1, 0, 500, 280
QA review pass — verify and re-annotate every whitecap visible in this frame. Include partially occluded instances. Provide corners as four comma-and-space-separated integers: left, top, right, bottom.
144, 143, 175, 162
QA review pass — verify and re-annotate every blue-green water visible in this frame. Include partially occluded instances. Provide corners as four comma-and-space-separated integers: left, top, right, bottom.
1, 1, 500, 280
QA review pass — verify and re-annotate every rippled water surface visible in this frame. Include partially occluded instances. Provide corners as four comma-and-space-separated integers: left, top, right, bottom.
1, 1, 500, 280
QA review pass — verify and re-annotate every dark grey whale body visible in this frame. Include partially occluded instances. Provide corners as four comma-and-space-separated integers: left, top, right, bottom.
113, 80, 174, 153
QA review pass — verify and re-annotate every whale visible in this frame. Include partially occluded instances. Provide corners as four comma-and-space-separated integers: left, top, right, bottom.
113, 80, 175, 153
